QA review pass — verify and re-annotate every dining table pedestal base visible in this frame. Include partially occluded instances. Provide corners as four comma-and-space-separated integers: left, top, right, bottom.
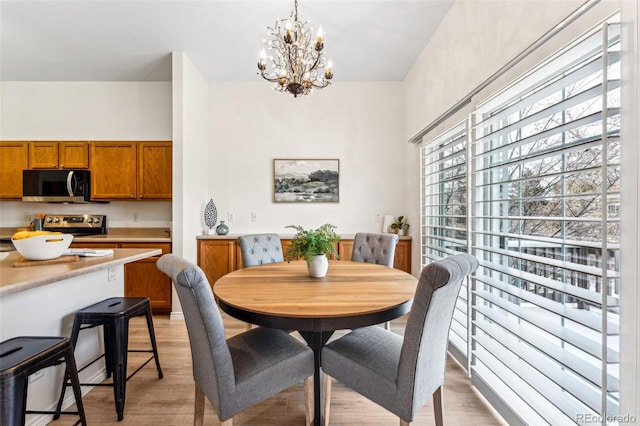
299, 330, 334, 426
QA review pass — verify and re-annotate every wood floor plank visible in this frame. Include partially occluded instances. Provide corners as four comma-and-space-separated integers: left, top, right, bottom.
51, 315, 506, 425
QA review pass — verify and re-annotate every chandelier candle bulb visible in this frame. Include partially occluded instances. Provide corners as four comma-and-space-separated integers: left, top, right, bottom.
316, 26, 324, 50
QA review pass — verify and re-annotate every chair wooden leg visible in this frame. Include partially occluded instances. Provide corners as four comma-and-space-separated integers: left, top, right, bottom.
219, 418, 233, 426
323, 373, 332, 426
433, 385, 444, 426
304, 376, 313, 426
194, 382, 205, 426
399, 419, 411, 426
245, 323, 252, 331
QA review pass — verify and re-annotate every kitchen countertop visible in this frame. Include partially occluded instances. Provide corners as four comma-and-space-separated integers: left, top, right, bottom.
0, 227, 171, 243
0, 248, 161, 297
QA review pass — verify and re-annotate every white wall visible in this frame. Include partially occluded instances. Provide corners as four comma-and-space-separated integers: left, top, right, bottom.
171, 53, 209, 263
207, 81, 407, 238
0, 82, 171, 140
170, 53, 210, 317
0, 200, 170, 229
404, 0, 604, 140
0, 81, 173, 228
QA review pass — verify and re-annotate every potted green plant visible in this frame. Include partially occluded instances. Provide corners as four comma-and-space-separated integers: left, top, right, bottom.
285, 223, 340, 277
389, 216, 410, 236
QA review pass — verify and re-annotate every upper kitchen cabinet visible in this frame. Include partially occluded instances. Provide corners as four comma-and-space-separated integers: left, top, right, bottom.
90, 142, 138, 199
29, 141, 89, 169
90, 141, 172, 201
138, 142, 172, 199
0, 141, 29, 199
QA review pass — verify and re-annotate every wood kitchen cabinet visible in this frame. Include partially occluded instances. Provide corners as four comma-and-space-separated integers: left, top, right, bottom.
137, 142, 172, 199
122, 243, 172, 314
90, 141, 172, 201
29, 141, 89, 169
0, 141, 29, 199
198, 236, 412, 290
69, 241, 172, 314
90, 142, 137, 200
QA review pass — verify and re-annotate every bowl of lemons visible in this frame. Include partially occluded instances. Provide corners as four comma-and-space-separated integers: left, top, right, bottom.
11, 231, 74, 261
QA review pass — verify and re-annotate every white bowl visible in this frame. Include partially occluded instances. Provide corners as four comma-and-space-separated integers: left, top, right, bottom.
11, 234, 74, 261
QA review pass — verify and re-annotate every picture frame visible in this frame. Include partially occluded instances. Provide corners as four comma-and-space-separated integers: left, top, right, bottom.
273, 158, 340, 203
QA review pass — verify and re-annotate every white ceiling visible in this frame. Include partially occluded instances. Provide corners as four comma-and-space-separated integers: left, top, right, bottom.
0, 0, 454, 82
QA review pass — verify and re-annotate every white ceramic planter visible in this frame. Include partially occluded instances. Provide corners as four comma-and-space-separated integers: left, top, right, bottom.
308, 254, 329, 278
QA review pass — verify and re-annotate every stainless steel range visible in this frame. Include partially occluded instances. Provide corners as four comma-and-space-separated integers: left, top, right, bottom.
43, 214, 107, 236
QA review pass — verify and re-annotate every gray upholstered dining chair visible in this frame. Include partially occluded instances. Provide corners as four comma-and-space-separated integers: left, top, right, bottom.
321, 253, 478, 426
351, 232, 399, 330
238, 233, 284, 267
157, 254, 313, 426
351, 232, 399, 267
237, 233, 284, 330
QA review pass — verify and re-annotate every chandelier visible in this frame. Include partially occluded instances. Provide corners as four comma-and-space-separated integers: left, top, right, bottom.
257, 0, 333, 97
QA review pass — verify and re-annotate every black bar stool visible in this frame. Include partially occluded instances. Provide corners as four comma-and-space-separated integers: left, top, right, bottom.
0, 336, 87, 426
55, 297, 163, 421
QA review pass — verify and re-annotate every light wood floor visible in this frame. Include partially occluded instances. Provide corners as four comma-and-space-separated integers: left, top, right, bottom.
53, 314, 507, 425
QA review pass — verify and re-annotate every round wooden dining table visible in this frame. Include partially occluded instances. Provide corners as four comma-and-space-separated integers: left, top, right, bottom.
213, 260, 418, 426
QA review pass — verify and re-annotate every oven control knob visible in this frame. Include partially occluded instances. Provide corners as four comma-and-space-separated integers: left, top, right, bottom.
46, 217, 54, 223
53, 217, 60, 223
87, 218, 93, 223
93, 217, 100, 223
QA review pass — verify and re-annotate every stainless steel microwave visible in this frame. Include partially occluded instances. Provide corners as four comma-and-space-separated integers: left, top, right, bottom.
23, 170, 91, 203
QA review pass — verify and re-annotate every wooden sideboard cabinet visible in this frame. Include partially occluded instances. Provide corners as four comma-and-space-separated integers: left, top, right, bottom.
197, 239, 238, 286
69, 241, 172, 314
197, 236, 412, 289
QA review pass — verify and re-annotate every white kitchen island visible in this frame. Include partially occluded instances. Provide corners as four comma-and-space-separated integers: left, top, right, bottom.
0, 248, 161, 426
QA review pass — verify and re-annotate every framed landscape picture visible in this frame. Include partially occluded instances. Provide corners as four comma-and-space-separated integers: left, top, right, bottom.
273, 159, 339, 203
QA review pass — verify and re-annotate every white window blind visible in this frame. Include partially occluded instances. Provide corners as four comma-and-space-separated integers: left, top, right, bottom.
420, 121, 469, 364
472, 21, 620, 424
420, 17, 621, 425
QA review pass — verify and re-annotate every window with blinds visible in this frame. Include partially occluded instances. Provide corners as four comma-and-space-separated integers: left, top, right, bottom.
420, 121, 469, 364
420, 18, 620, 425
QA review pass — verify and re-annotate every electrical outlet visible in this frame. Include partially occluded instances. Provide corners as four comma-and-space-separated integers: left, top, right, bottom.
108, 267, 117, 282
24, 212, 33, 222
251, 212, 257, 222
375, 213, 381, 222
228, 212, 235, 222
29, 369, 44, 383
133, 212, 139, 223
